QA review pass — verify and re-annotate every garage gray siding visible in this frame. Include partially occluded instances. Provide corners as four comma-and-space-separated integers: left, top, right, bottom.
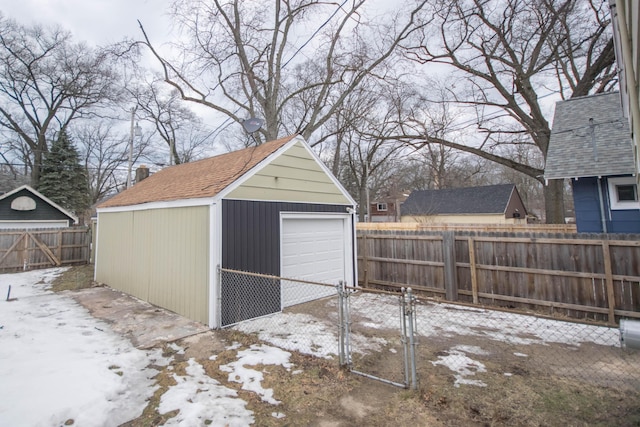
221, 200, 350, 275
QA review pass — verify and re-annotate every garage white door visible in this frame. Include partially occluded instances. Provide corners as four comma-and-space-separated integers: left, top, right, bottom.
281, 215, 349, 308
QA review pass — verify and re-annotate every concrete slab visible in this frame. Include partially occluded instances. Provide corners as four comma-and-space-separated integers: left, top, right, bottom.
66, 286, 210, 349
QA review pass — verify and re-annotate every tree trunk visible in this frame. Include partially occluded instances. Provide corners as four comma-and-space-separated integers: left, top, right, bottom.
358, 184, 367, 222
543, 178, 565, 224
31, 149, 43, 188
332, 134, 343, 177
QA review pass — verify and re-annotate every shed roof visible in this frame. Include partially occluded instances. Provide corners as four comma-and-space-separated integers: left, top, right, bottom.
0, 185, 78, 223
401, 184, 518, 216
99, 135, 296, 208
545, 92, 635, 180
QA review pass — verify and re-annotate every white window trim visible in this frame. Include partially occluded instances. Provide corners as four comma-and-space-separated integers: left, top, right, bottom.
377, 202, 388, 212
607, 176, 640, 210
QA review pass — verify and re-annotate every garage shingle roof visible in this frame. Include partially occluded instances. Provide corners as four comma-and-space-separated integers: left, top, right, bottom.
99, 135, 296, 208
401, 184, 516, 215
545, 92, 634, 180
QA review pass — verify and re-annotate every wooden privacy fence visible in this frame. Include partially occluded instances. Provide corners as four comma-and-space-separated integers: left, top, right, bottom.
0, 228, 91, 272
357, 230, 640, 324
357, 222, 578, 233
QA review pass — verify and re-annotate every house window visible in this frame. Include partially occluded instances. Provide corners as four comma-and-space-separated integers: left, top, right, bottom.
377, 203, 388, 212
608, 177, 640, 210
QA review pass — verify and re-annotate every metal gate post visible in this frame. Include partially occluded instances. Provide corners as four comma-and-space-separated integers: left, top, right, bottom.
342, 281, 352, 367
406, 287, 418, 390
400, 288, 410, 388
337, 281, 346, 366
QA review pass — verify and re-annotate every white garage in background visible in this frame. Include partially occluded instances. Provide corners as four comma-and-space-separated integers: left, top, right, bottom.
281, 213, 353, 307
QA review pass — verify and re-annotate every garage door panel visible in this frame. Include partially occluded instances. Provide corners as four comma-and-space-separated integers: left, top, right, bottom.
281, 217, 347, 307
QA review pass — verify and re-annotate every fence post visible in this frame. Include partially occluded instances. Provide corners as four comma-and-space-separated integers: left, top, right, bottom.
442, 231, 458, 301
362, 233, 369, 288
468, 237, 479, 304
601, 241, 616, 325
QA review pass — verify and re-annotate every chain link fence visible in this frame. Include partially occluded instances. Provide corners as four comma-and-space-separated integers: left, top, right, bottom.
414, 299, 640, 391
218, 268, 640, 392
219, 268, 417, 387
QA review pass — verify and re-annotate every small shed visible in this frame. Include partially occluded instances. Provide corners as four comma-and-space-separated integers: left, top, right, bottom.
0, 185, 77, 229
95, 135, 357, 328
400, 184, 527, 224
545, 92, 638, 233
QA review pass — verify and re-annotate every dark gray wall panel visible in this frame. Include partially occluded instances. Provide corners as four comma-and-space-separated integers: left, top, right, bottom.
0, 188, 73, 224
222, 199, 349, 274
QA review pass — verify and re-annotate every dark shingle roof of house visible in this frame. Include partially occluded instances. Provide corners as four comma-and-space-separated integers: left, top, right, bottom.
99, 135, 296, 208
401, 184, 516, 216
545, 92, 634, 180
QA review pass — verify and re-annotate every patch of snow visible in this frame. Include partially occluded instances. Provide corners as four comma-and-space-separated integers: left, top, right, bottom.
504, 373, 513, 377
452, 345, 489, 355
432, 348, 487, 388
159, 358, 253, 426
0, 268, 158, 427
0, 267, 67, 299
272, 412, 286, 419
226, 341, 242, 351
220, 344, 293, 405
233, 311, 386, 357
168, 342, 185, 354
234, 313, 338, 358
389, 348, 397, 353
418, 301, 620, 347
514, 352, 528, 357
209, 355, 218, 361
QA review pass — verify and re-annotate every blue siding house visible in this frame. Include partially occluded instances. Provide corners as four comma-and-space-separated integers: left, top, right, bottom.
545, 92, 639, 233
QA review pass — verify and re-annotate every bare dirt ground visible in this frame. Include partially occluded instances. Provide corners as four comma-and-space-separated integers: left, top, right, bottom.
54, 265, 640, 426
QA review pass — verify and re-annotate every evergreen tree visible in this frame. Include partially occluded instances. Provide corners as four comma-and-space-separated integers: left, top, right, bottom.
38, 129, 90, 219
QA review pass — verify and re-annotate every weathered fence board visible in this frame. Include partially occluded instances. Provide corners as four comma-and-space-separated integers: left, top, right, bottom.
358, 230, 640, 324
0, 228, 90, 272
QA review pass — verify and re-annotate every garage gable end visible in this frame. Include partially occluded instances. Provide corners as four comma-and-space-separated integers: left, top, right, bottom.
225, 141, 353, 205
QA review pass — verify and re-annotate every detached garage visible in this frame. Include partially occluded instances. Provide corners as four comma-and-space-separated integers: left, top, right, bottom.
95, 135, 356, 328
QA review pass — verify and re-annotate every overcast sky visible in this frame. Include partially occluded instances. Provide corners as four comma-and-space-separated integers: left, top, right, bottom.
0, 0, 173, 46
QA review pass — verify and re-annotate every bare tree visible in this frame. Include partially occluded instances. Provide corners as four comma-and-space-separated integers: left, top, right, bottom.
0, 15, 119, 187
135, 0, 429, 143
399, 0, 615, 223
333, 81, 413, 221
128, 78, 211, 165
74, 121, 155, 204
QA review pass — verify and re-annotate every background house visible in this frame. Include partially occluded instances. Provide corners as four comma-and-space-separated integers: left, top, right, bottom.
368, 192, 408, 222
545, 92, 639, 233
610, 0, 640, 175
400, 184, 527, 224
95, 135, 357, 328
0, 185, 77, 229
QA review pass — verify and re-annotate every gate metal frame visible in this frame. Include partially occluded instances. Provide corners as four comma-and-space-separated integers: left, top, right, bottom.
338, 282, 419, 390
217, 268, 418, 389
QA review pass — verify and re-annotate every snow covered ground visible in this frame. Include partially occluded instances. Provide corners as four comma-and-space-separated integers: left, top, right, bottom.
0, 268, 289, 426
235, 290, 624, 388
0, 268, 628, 425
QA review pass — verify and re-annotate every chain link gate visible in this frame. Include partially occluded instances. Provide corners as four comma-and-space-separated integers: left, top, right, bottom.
338, 283, 419, 389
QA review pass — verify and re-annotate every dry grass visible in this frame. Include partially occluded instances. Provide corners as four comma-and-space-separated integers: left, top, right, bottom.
50, 263, 95, 291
